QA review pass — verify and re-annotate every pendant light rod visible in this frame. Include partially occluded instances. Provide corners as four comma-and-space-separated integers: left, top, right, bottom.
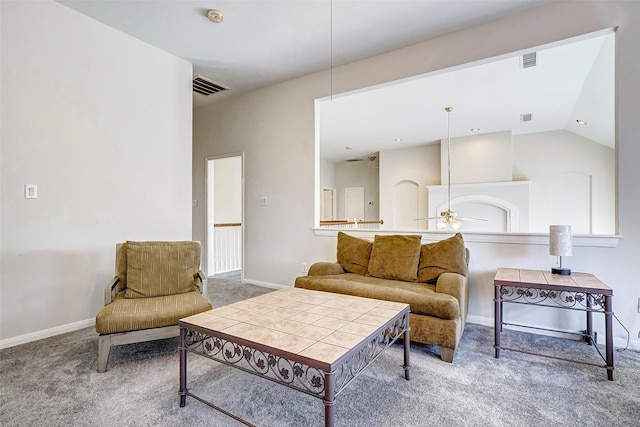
445, 107, 453, 213
330, 0, 333, 99
414, 106, 485, 229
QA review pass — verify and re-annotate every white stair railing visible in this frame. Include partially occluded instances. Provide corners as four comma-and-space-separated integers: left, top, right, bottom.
209, 223, 242, 274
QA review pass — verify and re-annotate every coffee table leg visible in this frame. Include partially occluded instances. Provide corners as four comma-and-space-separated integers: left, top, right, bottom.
179, 327, 187, 407
494, 284, 501, 358
403, 319, 411, 381
324, 371, 336, 427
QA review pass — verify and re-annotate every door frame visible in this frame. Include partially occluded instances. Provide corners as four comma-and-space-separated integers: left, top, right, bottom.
205, 152, 245, 279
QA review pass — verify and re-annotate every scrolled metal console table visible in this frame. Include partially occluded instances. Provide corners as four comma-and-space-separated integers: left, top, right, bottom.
494, 268, 614, 380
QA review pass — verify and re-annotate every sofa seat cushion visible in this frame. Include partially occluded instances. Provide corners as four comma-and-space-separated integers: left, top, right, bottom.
294, 274, 460, 320
96, 291, 212, 334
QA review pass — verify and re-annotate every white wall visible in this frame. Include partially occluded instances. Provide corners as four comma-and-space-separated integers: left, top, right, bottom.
0, 1, 193, 346
334, 159, 379, 221
382, 129, 614, 233
379, 144, 441, 230
210, 157, 242, 224
380, 130, 615, 234
193, 1, 640, 348
513, 130, 615, 234
320, 158, 336, 190
445, 131, 513, 184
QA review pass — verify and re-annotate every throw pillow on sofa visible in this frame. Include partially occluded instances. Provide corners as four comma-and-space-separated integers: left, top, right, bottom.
336, 232, 372, 275
368, 234, 422, 282
417, 233, 468, 283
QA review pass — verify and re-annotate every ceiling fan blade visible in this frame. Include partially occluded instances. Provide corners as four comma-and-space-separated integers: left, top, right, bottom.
457, 217, 489, 221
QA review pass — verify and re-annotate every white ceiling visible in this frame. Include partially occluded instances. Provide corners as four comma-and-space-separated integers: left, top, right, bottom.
320, 31, 615, 161
57, 0, 552, 107
57, 1, 613, 158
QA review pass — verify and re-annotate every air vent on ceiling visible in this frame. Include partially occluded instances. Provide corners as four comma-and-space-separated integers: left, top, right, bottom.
521, 52, 537, 69
193, 75, 228, 95
520, 113, 533, 122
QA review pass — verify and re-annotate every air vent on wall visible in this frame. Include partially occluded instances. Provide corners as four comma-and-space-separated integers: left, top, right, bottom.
521, 52, 537, 68
520, 113, 533, 122
345, 158, 363, 162
193, 75, 228, 95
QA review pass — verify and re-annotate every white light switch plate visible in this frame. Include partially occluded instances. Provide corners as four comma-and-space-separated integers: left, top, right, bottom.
25, 184, 38, 199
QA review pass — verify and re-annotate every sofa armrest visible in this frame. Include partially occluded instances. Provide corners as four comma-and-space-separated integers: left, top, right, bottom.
436, 272, 469, 323
196, 270, 208, 295
104, 276, 120, 305
308, 262, 345, 276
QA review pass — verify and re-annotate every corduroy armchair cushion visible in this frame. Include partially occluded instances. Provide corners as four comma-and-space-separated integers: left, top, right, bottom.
96, 291, 212, 334
124, 241, 200, 298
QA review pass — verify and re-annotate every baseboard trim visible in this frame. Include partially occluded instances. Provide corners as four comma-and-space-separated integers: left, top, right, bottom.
0, 318, 95, 350
466, 314, 640, 351
242, 278, 289, 290
3, 305, 636, 353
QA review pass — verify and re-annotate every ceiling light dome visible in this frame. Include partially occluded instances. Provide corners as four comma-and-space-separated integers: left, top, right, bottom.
206, 9, 223, 23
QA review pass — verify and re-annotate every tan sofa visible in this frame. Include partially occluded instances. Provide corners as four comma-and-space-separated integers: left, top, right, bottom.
295, 233, 469, 362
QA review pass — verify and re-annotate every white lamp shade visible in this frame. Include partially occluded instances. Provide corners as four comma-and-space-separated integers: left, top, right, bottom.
549, 225, 573, 256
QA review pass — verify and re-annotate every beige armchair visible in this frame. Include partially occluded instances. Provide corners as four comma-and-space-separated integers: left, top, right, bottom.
95, 241, 212, 372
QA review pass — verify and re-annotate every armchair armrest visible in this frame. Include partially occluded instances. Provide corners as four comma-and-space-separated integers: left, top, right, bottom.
436, 272, 469, 323
104, 276, 120, 305
308, 262, 345, 276
196, 270, 208, 295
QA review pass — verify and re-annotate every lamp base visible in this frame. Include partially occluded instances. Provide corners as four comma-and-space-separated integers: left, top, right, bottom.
551, 267, 571, 275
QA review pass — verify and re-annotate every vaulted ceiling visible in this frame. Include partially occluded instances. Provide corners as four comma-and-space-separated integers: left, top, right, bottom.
58, 0, 552, 106
57, 1, 612, 156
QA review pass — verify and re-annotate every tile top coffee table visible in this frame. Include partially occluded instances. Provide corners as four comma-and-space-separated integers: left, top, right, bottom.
179, 287, 411, 427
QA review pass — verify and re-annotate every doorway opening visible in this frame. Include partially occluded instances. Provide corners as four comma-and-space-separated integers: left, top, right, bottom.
321, 187, 336, 220
206, 154, 244, 277
344, 187, 364, 221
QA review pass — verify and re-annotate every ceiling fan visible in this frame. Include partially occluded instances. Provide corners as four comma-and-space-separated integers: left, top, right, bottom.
415, 107, 487, 230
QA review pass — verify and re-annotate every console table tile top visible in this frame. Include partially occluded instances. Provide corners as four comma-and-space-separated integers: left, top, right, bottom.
494, 268, 614, 380
179, 287, 411, 426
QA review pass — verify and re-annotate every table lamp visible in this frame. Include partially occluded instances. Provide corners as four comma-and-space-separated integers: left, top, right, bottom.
549, 225, 572, 275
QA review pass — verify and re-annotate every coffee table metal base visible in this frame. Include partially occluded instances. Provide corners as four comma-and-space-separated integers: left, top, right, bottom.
179, 312, 410, 427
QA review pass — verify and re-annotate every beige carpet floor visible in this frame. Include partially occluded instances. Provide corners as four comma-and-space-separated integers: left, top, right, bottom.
1, 274, 639, 426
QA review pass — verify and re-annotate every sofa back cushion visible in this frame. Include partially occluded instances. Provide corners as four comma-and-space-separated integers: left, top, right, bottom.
368, 234, 422, 282
417, 233, 468, 283
123, 241, 200, 298
336, 232, 372, 275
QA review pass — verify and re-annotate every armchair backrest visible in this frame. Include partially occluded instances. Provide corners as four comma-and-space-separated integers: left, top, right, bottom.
115, 241, 202, 298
